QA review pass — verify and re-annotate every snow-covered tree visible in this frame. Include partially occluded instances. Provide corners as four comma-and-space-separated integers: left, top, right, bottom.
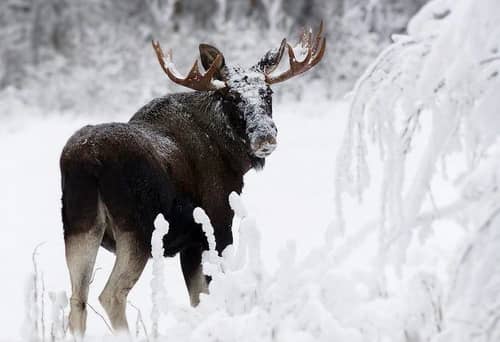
0, 0, 429, 113
336, 0, 500, 339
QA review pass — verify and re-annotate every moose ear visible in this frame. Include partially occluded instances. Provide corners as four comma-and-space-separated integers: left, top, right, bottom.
256, 39, 287, 74
199, 44, 226, 80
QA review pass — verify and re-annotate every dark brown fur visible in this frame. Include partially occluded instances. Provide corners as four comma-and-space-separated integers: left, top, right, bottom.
61, 90, 258, 260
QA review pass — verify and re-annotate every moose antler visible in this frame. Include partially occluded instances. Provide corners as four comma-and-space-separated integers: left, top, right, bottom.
265, 21, 326, 84
152, 40, 224, 91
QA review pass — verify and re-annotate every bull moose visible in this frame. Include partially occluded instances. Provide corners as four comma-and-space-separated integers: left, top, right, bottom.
60, 23, 325, 336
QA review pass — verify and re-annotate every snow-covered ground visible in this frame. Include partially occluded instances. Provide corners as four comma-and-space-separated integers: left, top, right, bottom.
0, 97, 351, 341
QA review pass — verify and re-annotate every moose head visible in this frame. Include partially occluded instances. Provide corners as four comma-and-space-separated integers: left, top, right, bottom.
152, 22, 326, 160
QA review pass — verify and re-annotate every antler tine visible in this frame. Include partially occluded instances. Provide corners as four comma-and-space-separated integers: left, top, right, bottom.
303, 27, 313, 49
312, 20, 324, 55
152, 40, 169, 75
264, 38, 287, 75
152, 40, 223, 91
311, 36, 326, 67
265, 21, 326, 84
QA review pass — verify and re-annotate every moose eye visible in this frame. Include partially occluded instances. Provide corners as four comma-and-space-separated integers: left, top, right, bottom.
259, 88, 273, 97
228, 91, 240, 101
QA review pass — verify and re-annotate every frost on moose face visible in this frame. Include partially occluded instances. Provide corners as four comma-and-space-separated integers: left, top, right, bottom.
225, 67, 278, 159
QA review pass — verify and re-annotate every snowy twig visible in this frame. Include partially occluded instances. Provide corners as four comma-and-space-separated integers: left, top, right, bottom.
421, 277, 443, 333
40, 272, 46, 342
86, 303, 113, 333
89, 267, 102, 285
49, 291, 68, 342
333, 197, 470, 264
31, 242, 46, 341
128, 301, 150, 342
480, 55, 500, 65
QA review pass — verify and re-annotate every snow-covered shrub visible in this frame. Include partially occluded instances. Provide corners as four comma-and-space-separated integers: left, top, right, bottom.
336, 0, 500, 261
48, 291, 68, 341
335, 0, 500, 339
23, 273, 41, 342
443, 145, 500, 341
140, 193, 437, 342
23, 244, 47, 342
151, 213, 170, 339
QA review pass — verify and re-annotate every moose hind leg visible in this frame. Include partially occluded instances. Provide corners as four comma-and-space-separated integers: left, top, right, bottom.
180, 246, 209, 306
65, 226, 104, 337
62, 170, 105, 338
99, 232, 148, 332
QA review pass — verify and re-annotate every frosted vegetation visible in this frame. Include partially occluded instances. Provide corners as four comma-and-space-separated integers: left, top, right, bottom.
334, 0, 500, 340
13, 0, 500, 341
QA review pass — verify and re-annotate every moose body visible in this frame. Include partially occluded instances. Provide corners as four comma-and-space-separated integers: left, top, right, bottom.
61, 25, 325, 337
61, 91, 255, 333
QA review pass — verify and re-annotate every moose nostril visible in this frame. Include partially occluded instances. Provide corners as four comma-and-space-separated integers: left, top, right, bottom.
251, 133, 277, 157
267, 135, 277, 146
255, 135, 276, 148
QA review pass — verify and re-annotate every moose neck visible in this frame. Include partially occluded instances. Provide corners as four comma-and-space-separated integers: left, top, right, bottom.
193, 90, 257, 173
131, 91, 259, 175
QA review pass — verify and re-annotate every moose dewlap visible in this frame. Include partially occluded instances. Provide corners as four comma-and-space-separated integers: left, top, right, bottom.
60, 23, 325, 337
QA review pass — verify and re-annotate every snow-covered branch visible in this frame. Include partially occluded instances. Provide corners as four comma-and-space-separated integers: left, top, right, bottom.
335, 0, 500, 339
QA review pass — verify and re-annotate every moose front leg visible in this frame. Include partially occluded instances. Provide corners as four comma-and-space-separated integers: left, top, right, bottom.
180, 218, 233, 306
213, 222, 233, 256
180, 246, 208, 306
180, 199, 234, 306
203, 198, 234, 256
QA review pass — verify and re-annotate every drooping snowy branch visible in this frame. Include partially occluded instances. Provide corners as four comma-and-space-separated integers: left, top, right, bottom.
334, 0, 500, 339
335, 0, 500, 271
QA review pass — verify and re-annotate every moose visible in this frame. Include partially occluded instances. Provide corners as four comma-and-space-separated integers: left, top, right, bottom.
60, 23, 325, 336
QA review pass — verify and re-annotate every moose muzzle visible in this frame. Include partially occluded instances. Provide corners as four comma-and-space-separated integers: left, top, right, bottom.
247, 115, 277, 158
251, 134, 277, 158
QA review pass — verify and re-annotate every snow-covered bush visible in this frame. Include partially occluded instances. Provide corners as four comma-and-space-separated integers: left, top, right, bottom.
48, 291, 68, 341
335, 0, 500, 339
151, 214, 170, 339
23, 244, 48, 342
138, 190, 452, 341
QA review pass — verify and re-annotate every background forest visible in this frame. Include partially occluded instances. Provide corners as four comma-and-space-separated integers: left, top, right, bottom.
1, 0, 427, 114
